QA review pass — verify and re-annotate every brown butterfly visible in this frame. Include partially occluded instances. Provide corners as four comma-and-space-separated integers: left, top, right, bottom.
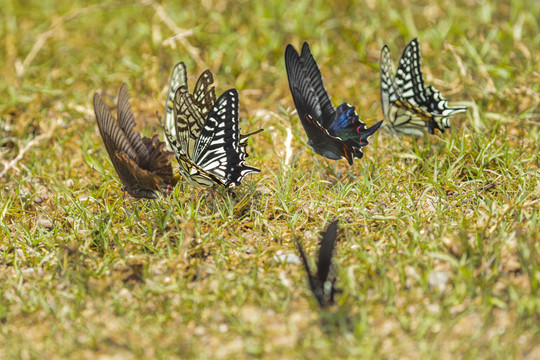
93, 84, 175, 199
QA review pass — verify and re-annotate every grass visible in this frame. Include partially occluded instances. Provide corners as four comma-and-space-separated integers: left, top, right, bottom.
1, 0, 540, 358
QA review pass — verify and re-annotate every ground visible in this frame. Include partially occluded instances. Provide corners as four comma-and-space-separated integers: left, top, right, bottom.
1, 0, 539, 359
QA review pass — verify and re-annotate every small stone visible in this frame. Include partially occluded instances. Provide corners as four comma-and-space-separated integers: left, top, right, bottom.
271, 252, 301, 264
37, 216, 54, 231
428, 271, 449, 291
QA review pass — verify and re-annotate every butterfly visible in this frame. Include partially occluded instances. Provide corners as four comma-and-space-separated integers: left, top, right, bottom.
93, 84, 175, 199
285, 42, 383, 165
380, 38, 467, 136
163, 64, 261, 187
296, 220, 340, 308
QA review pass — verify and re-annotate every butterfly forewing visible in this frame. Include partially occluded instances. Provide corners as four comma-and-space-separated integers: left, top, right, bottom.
192, 70, 216, 118
316, 220, 339, 285
296, 239, 320, 303
164, 63, 188, 147
93, 92, 140, 184
380, 45, 400, 119
116, 84, 150, 166
285, 43, 336, 130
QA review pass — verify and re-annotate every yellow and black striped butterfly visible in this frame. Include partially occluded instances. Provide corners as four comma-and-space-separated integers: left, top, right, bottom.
296, 220, 340, 308
380, 38, 467, 136
163, 63, 261, 187
93, 84, 175, 199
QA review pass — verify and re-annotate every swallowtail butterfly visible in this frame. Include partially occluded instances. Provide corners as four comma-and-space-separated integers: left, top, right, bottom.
93, 84, 175, 199
164, 64, 261, 187
285, 42, 383, 165
380, 38, 467, 136
296, 220, 340, 308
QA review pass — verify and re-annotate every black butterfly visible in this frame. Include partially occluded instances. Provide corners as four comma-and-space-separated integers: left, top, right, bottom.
285, 42, 383, 165
163, 64, 261, 187
380, 38, 467, 136
296, 220, 340, 308
93, 84, 175, 199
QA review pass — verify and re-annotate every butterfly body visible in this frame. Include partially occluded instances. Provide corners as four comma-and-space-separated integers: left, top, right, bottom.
296, 220, 340, 308
285, 42, 382, 165
93, 84, 175, 199
380, 39, 467, 136
163, 63, 261, 187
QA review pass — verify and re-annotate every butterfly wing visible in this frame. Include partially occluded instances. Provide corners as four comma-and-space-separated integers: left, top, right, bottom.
303, 105, 383, 165
192, 89, 260, 187
115, 84, 150, 166
192, 69, 217, 120
170, 85, 218, 185
296, 238, 322, 306
173, 86, 209, 160
381, 43, 430, 135
380, 45, 400, 121
316, 220, 339, 291
164, 62, 188, 147
142, 134, 176, 192
93, 91, 140, 187
285, 43, 339, 148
